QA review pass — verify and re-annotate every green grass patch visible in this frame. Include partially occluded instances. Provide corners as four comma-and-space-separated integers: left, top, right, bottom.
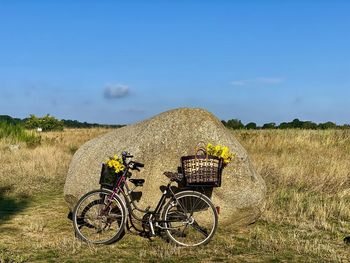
0, 122, 41, 147
0, 246, 29, 263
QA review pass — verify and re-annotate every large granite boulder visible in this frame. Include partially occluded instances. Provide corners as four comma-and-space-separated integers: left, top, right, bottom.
64, 108, 266, 226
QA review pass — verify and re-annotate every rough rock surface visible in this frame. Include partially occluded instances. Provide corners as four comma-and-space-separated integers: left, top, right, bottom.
64, 108, 266, 226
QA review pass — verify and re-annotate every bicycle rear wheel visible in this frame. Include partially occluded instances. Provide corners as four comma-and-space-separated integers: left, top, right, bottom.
162, 190, 218, 246
73, 189, 126, 244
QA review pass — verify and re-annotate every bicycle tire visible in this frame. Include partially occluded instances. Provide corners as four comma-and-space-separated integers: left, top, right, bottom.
73, 189, 127, 244
161, 190, 218, 246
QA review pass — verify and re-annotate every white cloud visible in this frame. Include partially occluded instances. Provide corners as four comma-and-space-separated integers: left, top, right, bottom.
104, 84, 130, 99
230, 77, 284, 86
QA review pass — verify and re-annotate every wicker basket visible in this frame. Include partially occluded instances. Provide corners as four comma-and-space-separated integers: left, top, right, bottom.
99, 164, 123, 190
181, 143, 223, 187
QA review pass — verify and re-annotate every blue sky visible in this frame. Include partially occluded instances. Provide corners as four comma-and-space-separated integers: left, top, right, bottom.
1, 1, 349, 125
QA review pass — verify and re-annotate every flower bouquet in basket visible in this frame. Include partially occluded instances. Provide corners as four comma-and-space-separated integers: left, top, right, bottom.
181, 142, 234, 187
99, 155, 125, 189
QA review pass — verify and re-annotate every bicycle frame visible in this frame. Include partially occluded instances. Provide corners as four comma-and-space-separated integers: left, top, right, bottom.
104, 166, 181, 235
102, 157, 214, 238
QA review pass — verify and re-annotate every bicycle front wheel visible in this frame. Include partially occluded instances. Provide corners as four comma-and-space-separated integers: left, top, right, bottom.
162, 190, 218, 246
73, 189, 126, 244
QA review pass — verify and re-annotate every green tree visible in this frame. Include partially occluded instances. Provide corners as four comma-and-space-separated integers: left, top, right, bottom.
291, 118, 303, 129
278, 122, 291, 129
245, 122, 257, 129
262, 122, 276, 129
24, 114, 64, 131
301, 121, 318, 129
24, 114, 40, 129
41, 114, 64, 131
226, 119, 244, 129
0, 115, 22, 125
318, 121, 337, 129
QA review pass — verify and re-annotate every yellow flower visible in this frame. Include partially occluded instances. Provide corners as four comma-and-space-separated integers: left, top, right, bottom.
105, 154, 125, 173
206, 143, 234, 165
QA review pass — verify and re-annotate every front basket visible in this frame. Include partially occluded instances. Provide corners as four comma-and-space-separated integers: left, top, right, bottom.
181, 155, 223, 187
99, 164, 122, 190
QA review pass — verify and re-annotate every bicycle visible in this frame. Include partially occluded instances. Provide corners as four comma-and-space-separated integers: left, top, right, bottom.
72, 151, 219, 247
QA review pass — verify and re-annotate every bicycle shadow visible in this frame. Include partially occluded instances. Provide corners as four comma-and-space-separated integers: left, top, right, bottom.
0, 186, 30, 227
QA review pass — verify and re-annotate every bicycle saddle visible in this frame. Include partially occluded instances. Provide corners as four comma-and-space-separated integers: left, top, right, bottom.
129, 178, 145, 187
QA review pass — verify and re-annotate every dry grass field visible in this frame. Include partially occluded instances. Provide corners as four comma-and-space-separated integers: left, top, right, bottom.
1, 128, 350, 262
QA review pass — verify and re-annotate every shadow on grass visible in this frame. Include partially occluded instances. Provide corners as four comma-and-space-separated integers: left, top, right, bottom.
0, 186, 30, 227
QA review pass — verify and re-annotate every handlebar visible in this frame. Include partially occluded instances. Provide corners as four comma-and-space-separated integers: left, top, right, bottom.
122, 151, 133, 159
129, 161, 144, 171
132, 161, 144, 168
121, 151, 144, 171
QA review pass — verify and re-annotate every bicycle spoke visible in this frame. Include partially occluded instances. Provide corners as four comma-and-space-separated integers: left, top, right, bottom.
73, 190, 126, 244
163, 192, 217, 246
190, 195, 200, 215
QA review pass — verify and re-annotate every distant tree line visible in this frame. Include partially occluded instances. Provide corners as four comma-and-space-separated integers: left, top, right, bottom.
0, 115, 22, 125
222, 118, 350, 130
61, 119, 124, 129
0, 114, 124, 131
2, 114, 348, 131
